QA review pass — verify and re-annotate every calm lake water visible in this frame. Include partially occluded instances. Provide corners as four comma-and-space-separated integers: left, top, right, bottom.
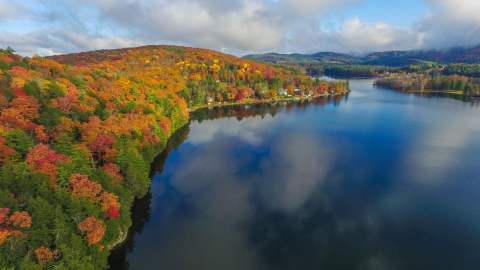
110, 80, 480, 270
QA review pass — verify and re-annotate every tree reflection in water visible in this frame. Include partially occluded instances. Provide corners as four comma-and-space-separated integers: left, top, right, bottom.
108, 97, 348, 269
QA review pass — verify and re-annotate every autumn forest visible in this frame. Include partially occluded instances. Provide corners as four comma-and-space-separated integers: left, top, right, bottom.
0, 45, 349, 269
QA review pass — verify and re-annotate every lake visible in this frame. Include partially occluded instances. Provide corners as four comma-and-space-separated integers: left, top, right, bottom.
110, 79, 480, 270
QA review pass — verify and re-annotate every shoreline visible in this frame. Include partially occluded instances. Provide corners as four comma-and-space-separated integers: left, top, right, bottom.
402, 90, 473, 96
109, 90, 350, 252
107, 123, 191, 252
374, 81, 480, 98
381, 88, 480, 98
188, 91, 350, 113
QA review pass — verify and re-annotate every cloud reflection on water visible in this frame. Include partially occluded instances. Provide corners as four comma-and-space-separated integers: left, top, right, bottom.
188, 114, 278, 145
255, 133, 332, 212
137, 137, 262, 270
118, 81, 480, 270
398, 101, 480, 185
135, 109, 338, 269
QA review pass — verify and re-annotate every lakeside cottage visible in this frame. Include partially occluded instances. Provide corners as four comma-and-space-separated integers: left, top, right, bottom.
207, 97, 214, 105
278, 88, 288, 96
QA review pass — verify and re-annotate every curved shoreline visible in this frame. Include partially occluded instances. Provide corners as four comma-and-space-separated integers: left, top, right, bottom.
108, 91, 350, 253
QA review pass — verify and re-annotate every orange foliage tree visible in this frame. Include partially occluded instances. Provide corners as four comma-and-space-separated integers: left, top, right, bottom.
0, 208, 31, 246
8, 211, 32, 228
102, 163, 123, 184
34, 246, 59, 265
69, 174, 103, 202
78, 216, 105, 245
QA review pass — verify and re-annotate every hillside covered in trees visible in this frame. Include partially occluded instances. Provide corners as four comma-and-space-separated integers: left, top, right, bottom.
245, 45, 480, 78
245, 45, 480, 67
0, 45, 348, 269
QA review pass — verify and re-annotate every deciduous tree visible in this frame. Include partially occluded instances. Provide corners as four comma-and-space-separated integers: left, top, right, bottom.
78, 216, 105, 245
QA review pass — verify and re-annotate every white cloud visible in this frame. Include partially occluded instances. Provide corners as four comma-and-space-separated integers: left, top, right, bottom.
1, 0, 480, 55
0, 1, 29, 21
0, 29, 141, 56
82, 0, 283, 52
331, 18, 424, 52
284, 0, 480, 53
281, 0, 359, 16
417, 0, 480, 48
0, 0, 364, 55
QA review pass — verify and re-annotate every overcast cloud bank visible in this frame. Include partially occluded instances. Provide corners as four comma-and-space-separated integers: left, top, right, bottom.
0, 0, 479, 56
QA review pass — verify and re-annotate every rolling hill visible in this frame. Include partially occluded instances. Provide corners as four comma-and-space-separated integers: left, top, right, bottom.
244, 45, 480, 67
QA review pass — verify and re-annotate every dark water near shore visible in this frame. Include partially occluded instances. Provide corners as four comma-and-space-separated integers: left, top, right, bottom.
110, 80, 480, 270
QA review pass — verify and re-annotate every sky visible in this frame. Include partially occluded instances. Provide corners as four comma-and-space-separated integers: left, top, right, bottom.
0, 0, 479, 56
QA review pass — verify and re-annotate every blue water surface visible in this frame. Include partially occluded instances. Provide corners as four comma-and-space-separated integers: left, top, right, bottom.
110, 80, 480, 270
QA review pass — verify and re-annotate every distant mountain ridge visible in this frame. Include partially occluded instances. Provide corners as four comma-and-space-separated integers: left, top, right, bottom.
244, 45, 480, 67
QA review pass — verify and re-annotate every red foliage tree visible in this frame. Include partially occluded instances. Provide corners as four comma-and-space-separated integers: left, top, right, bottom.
26, 144, 69, 185
9, 66, 28, 77
105, 207, 120, 219
263, 68, 276, 81
0, 137, 16, 164
100, 192, 121, 219
158, 117, 171, 135
235, 87, 254, 101
88, 134, 115, 162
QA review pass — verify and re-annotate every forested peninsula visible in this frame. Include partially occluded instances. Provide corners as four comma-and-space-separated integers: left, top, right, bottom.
375, 74, 480, 97
0, 45, 348, 269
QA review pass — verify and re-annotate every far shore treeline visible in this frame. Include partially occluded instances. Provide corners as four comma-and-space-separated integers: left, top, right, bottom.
0, 45, 348, 269
245, 47, 480, 96
375, 74, 480, 96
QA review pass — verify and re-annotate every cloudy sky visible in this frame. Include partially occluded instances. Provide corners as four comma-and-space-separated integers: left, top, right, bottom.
0, 0, 479, 56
